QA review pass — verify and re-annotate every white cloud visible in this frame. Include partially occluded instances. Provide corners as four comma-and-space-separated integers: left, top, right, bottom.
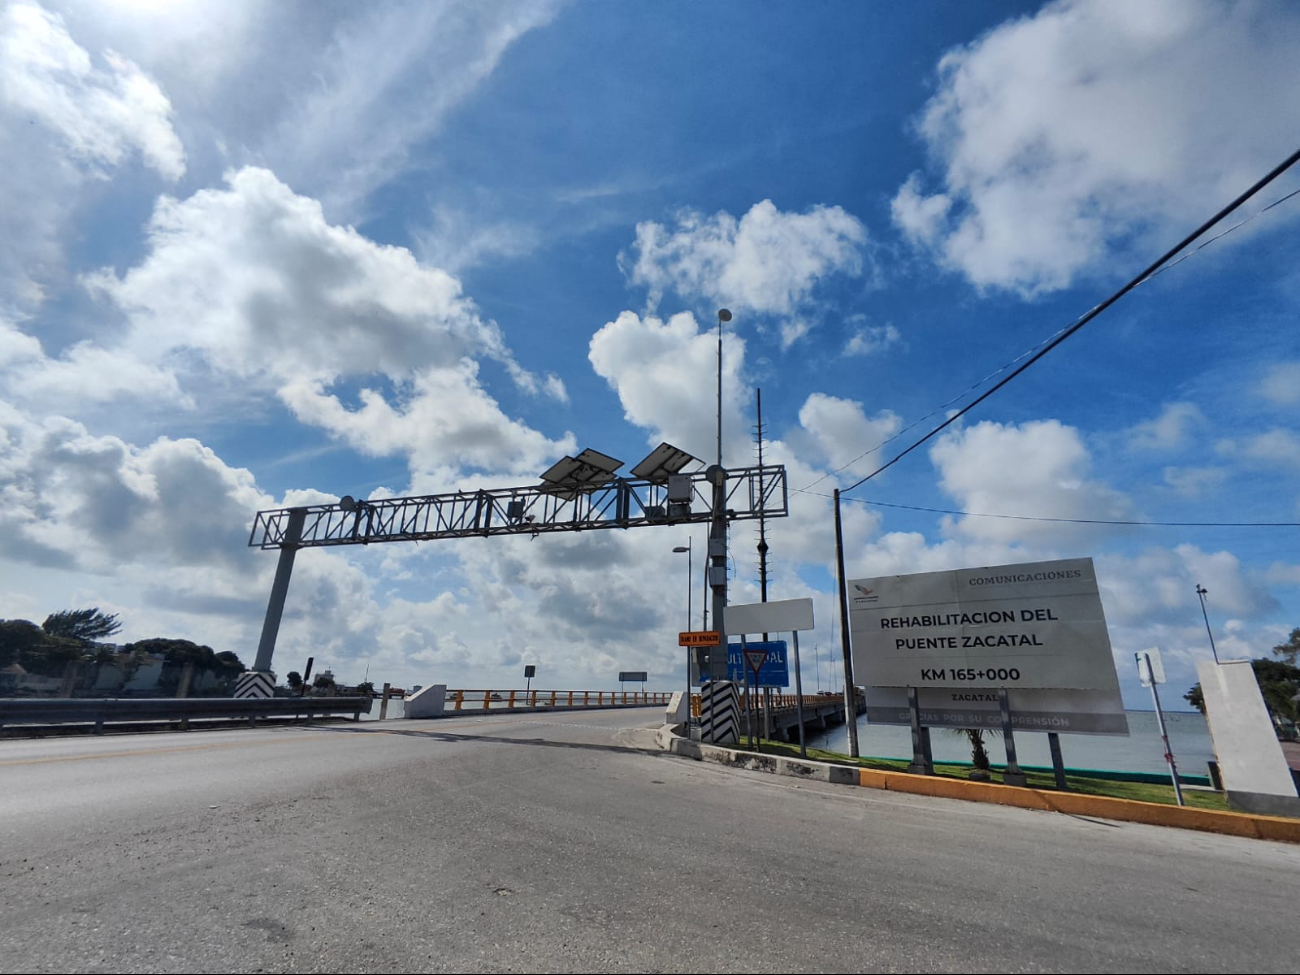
0, 2, 185, 180
893, 0, 1300, 294
259, 0, 561, 216
0, 404, 264, 575
779, 319, 812, 350
0, 321, 187, 408
1126, 401, 1204, 452
622, 199, 869, 317
588, 310, 750, 464
795, 393, 901, 479
1162, 465, 1227, 498
929, 419, 1133, 544
1217, 428, 1300, 469
1259, 361, 1300, 405
844, 323, 900, 357
83, 166, 568, 478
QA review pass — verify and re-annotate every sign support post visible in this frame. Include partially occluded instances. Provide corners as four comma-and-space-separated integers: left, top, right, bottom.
998, 688, 1028, 786
1138, 649, 1184, 806
792, 630, 807, 758
907, 686, 931, 775
1048, 732, 1068, 790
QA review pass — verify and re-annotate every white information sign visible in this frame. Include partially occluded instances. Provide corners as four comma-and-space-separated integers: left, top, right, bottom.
850, 557, 1118, 690
850, 558, 1128, 736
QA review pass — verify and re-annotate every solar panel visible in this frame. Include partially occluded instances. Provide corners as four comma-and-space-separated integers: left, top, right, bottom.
630, 442, 697, 483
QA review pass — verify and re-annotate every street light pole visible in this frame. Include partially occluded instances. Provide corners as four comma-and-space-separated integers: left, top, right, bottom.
1196, 584, 1221, 665
707, 309, 732, 679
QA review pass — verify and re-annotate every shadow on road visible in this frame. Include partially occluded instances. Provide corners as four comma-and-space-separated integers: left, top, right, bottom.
303, 721, 670, 759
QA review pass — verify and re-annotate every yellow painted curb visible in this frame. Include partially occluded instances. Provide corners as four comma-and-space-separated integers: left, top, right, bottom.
857, 768, 1300, 843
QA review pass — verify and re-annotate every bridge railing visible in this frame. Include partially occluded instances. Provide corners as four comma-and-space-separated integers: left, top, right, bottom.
445, 689, 672, 711
689, 691, 846, 717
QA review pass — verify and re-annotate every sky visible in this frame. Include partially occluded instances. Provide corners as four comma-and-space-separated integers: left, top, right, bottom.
2, 0, 1298, 710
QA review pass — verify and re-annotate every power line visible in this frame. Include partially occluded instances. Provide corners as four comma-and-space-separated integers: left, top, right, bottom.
803, 180, 1300, 495
833, 146, 1300, 497
828, 494, 1300, 528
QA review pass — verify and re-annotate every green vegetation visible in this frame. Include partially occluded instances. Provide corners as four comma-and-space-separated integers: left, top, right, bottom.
748, 738, 1231, 811
0, 609, 246, 695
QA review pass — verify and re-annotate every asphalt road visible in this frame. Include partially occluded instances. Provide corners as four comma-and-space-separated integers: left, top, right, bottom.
2, 708, 1298, 974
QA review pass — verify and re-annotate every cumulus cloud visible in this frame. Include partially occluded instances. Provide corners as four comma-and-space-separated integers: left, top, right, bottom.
1126, 401, 1204, 452
82, 166, 568, 477
0, 2, 185, 180
929, 419, 1134, 544
795, 394, 901, 479
622, 199, 869, 317
893, 0, 1300, 294
588, 310, 750, 463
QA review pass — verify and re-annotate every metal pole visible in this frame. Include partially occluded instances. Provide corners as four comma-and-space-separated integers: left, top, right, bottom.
1146, 655, 1185, 806
833, 489, 860, 757
792, 630, 807, 758
998, 688, 1027, 786
1196, 585, 1220, 665
253, 507, 306, 674
686, 538, 692, 714
1048, 732, 1068, 790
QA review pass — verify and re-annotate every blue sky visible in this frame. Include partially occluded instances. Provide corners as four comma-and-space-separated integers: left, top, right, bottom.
2, 0, 1298, 709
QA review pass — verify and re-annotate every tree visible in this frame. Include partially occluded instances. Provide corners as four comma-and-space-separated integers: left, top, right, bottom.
120, 638, 246, 695
1273, 628, 1300, 666
355, 681, 375, 697
42, 608, 122, 646
287, 671, 304, 691
0, 619, 81, 677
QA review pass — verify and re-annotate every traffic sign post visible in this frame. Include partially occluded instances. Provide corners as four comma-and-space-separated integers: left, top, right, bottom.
1136, 648, 1183, 806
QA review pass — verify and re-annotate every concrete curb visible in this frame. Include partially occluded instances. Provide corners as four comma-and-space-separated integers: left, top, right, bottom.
407, 703, 666, 720
654, 725, 1300, 843
858, 767, 1300, 843
657, 726, 858, 785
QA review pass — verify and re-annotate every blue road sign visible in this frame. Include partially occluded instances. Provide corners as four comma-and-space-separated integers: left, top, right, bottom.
726, 641, 789, 688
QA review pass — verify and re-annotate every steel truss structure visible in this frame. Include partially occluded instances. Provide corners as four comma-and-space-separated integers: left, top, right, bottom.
248, 464, 788, 550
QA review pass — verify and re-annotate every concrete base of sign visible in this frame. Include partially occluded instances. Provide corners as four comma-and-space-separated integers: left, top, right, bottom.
1226, 789, 1300, 818
404, 683, 446, 718
665, 691, 689, 726
1198, 660, 1299, 810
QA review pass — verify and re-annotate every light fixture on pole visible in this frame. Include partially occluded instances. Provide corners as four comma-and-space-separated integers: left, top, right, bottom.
673, 541, 692, 710
1196, 584, 1221, 665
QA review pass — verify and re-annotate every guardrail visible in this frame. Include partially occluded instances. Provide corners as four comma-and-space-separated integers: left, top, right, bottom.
0, 696, 372, 733
445, 689, 671, 711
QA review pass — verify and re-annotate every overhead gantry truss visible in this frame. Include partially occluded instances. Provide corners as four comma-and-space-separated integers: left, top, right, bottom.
248, 463, 788, 550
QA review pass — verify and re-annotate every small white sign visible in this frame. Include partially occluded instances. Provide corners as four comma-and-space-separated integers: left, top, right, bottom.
724, 597, 814, 635
1135, 647, 1165, 687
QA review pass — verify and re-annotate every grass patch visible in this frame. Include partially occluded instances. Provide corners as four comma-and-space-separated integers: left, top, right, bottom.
748, 738, 1230, 811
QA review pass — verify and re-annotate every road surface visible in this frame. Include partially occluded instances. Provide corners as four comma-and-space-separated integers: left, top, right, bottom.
2, 708, 1297, 973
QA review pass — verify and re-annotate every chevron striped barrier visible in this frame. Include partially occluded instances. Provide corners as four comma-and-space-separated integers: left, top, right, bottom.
234, 671, 275, 699
700, 680, 740, 745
